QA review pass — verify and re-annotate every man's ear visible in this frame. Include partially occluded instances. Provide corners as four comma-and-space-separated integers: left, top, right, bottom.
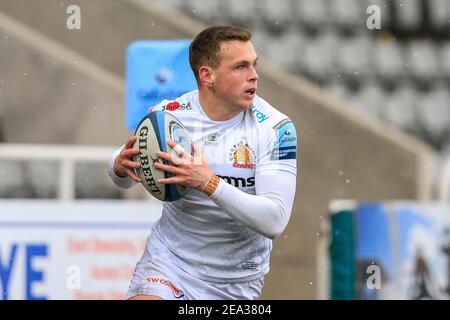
198, 66, 214, 88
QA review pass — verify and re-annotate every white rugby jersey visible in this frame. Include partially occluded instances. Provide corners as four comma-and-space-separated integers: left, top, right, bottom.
110, 89, 297, 283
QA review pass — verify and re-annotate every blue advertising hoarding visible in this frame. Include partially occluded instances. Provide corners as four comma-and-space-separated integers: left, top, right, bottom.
126, 40, 197, 131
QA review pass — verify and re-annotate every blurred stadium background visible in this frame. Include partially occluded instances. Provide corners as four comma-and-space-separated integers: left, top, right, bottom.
0, 0, 449, 299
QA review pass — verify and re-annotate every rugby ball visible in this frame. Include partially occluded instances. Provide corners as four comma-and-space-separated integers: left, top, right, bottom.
133, 110, 192, 202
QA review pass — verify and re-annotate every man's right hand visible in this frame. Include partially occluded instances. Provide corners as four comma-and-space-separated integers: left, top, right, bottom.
113, 136, 141, 182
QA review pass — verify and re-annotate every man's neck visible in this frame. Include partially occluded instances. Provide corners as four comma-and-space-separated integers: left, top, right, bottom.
198, 90, 243, 121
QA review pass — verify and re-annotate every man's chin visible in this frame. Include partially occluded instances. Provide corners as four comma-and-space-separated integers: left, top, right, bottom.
232, 98, 254, 111
243, 98, 255, 109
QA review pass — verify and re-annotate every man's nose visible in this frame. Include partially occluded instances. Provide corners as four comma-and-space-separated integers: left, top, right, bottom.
249, 66, 259, 81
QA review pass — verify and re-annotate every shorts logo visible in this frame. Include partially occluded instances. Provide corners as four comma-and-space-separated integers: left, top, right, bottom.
146, 277, 184, 298
229, 137, 256, 169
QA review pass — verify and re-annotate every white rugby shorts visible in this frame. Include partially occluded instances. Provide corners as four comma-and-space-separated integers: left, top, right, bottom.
126, 235, 265, 300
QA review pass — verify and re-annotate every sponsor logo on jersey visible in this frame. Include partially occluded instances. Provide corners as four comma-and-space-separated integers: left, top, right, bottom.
229, 137, 256, 169
217, 175, 255, 188
204, 132, 222, 146
162, 101, 192, 111
250, 106, 269, 123
165, 101, 180, 111
271, 119, 297, 160
146, 277, 184, 298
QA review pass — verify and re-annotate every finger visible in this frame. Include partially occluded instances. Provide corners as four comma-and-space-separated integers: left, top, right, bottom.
156, 150, 183, 166
172, 144, 185, 157
167, 139, 176, 149
125, 136, 137, 149
125, 168, 141, 182
168, 140, 186, 158
122, 147, 140, 158
158, 177, 184, 185
167, 140, 191, 159
122, 159, 140, 169
154, 162, 182, 175
173, 141, 196, 163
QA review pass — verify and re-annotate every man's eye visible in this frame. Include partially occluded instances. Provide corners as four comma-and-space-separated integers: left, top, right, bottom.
237, 65, 246, 70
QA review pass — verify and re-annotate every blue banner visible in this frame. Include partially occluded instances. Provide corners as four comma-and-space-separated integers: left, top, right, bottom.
126, 40, 197, 131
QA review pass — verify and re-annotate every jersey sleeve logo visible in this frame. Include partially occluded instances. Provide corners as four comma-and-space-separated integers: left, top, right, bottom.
165, 101, 180, 111
164, 101, 192, 111
148, 101, 192, 113
270, 119, 297, 160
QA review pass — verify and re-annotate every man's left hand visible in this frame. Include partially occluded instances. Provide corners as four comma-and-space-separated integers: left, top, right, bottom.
154, 140, 212, 191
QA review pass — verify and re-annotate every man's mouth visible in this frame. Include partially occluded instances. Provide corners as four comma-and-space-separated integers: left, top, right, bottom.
245, 88, 256, 96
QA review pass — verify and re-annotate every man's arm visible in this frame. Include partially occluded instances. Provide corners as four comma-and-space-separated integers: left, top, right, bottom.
207, 118, 298, 239
155, 140, 297, 239
208, 169, 296, 239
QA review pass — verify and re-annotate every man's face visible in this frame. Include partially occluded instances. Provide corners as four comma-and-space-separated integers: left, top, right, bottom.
210, 40, 259, 111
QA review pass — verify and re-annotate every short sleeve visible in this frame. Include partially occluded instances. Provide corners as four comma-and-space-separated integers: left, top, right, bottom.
256, 118, 297, 175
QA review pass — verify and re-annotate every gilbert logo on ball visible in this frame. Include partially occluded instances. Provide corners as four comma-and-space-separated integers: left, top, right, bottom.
133, 110, 192, 201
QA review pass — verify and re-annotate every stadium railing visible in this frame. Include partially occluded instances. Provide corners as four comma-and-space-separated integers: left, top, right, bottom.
0, 143, 145, 201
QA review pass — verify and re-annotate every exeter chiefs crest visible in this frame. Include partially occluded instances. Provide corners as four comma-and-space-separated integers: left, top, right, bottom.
229, 137, 256, 169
